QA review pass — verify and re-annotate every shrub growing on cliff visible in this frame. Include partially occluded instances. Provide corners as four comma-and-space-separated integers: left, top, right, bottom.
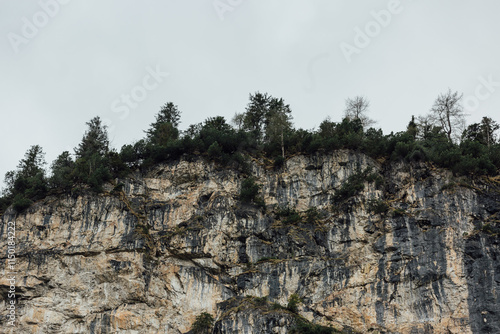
287, 293, 302, 313
332, 167, 382, 204
332, 170, 366, 203
0, 196, 10, 214
240, 177, 265, 208
207, 141, 223, 161
191, 312, 214, 334
290, 319, 337, 334
276, 206, 301, 225
3, 94, 500, 214
367, 198, 389, 215
305, 207, 321, 224
12, 194, 33, 213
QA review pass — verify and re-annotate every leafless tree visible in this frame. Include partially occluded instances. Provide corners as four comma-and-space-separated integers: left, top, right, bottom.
231, 112, 245, 130
416, 114, 434, 140
344, 96, 375, 128
429, 89, 467, 142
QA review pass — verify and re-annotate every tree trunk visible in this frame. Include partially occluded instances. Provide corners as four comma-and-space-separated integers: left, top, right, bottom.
281, 130, 285, 159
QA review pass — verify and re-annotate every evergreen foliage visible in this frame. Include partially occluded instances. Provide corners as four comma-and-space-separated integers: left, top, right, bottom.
2, 145, 48, 213
1, 92, 500, 214
287, 293, 302, 313
332, 167, 381, 203
291, 318, 338, 334
240, 177, 261, 204
191, 312, 214, 334
75, 116, 109, 158
146, 102, 181, 145
49, 151, 74, 191
71, 116, 114, 192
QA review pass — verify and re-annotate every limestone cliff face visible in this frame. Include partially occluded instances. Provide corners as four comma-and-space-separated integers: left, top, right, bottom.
1, 150, 499, 334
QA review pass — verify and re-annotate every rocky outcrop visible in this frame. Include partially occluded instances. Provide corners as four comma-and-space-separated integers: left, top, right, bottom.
1, 150, 499, 333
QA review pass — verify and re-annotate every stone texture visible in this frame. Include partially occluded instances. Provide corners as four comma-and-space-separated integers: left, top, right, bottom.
0, 150, 499, 333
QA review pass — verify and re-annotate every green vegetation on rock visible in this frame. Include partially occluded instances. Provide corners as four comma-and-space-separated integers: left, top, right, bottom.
2, 90, 500, 214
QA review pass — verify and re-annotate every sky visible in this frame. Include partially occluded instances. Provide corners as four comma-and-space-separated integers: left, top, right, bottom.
1, 0, 500, 189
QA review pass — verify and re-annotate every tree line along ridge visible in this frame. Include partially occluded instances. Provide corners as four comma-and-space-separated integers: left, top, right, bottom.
1, 90, 499, 214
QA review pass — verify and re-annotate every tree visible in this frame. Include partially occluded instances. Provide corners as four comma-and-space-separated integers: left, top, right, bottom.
344, 96, 375, 128
479, 117, 499, 147
49, 151, 75, 191
429, 89, 466, 142
146, 102, 181, 145
203, 116, 232, 133
416, 114, 434, 140
75, 116, 109, 159
242, 92, 270, 142
184, 123, 202, 139
240, 177, 261, 203
265, 97, 293, 158
232, 112, 245, 130
318, 118, 336, 138
406, 115, 417, 139
481, 117, 499, 147
2, 145, 48, 212
2, 171, 16, 198
73, 117, 112, 191
240, 92, 293, 156
462, 117, 499, 148
17, 145, 46, 179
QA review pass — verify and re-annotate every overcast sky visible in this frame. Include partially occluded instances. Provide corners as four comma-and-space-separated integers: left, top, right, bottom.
1, 0, 500, 188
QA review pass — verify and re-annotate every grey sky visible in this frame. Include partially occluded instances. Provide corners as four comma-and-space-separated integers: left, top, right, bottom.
1, 0, 500, 188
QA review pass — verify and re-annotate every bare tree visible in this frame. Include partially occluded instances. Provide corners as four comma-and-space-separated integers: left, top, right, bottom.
344, 96, 375, 128
416, 114, 434, 140
429, 89, 466, 142
231, 112, 245, 130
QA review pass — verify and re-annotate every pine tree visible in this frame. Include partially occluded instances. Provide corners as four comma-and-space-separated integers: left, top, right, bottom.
73, 116, 111, 191
406, 115, 417, 139
49, 151, 74, 191
2, 145, 48, 212
17, 145, 46, 178
242, 92, 270, 142
146, 102, 181, 145
75, 116, 109, 159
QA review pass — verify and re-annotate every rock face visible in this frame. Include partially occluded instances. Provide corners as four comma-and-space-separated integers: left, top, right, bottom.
1, 150, 499, 333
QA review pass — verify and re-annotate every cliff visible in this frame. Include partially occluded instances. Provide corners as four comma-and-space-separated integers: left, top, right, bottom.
1, 150, 499, 333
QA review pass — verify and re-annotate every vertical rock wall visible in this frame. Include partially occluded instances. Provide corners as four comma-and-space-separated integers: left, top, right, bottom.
0, 151, 499, 333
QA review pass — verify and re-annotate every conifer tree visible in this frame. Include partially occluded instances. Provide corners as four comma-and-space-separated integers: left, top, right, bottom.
75, 116, 109, 159
146, 102, 181, 145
